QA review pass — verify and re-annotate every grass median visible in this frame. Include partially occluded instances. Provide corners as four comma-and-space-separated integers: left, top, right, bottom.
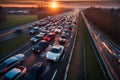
0, 14, 38, 30
67, 13, 104, 80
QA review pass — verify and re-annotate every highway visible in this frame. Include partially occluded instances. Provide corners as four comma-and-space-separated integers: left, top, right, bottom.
81, 11, 120, 80
0, 9, 78, 80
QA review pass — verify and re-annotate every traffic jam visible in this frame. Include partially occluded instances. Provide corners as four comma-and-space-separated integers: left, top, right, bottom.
0, 10, 78, 80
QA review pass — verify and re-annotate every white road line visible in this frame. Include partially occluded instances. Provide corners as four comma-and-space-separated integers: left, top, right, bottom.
62, 54, 65, 60
51, 70, 58, 80
64, 22, 78, 80
23, 47, 32, 54
67, 42, 70, 47
70, 35, 73, 39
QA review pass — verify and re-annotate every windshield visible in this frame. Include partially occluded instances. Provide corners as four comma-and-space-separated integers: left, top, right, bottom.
61, 36, 66, 39
51, 48, 60, 53
38, 42, 45, 47
34, 36, 40, 39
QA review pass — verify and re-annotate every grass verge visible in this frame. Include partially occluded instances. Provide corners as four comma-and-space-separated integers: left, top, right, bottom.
0, 14, 38, 30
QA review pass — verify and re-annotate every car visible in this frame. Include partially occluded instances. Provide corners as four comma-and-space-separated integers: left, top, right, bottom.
115, 54, 120, 63
39, 30, 48, 36
22, 62, 45, 80
14, 54, 25, 61
46, 45, 64, 62
0, 57, 19, 74
67, 25, 73, 30
2, 66, 27, 80
62, 29, 70, 37
58, 35, 67, 43
43, 33, 55, 42
15, 28, 23, 33
32, 40, 49, 53
48, 28, 55, 33
31, 35, 43, 43
55, 26, 63, 33
29, 27, 39, 35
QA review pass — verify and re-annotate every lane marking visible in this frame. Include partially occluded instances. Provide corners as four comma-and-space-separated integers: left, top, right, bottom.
23, 46, 33, 54
67, 42, 70, 47
70, 35, 73, 39
51, 69, 58, 80
62, 54, 65, 60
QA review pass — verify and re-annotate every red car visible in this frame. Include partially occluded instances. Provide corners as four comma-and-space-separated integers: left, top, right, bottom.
43, 33, 55, 41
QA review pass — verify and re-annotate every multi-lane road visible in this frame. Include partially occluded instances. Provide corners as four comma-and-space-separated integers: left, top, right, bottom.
1, 8, 120, 80
0, 9, 79, 80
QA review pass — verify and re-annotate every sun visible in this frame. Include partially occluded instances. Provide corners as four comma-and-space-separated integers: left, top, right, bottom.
50, 2, 58, 8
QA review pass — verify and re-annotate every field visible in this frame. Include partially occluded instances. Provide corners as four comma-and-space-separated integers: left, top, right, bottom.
83, 7, 120, 46
0, 14, 38, 30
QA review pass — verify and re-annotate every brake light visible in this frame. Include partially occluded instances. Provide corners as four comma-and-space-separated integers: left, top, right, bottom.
3, 68, 9, 72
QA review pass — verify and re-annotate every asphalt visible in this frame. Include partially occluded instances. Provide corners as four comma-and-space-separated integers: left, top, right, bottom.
82, 11, 120, 80
0, 10, 78, 80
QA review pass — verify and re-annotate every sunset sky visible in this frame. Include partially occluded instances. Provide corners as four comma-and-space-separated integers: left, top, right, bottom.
52, 0, 119, 1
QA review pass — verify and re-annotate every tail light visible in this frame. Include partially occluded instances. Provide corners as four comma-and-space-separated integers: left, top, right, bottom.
3, 68, 9, 73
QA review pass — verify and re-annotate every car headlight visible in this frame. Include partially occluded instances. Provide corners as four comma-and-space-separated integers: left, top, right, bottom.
37, 50, 40, 52
118, 59, 120, 63
34, 39, 37, 42
32, 48, 34, 50
53, 57, 57, 60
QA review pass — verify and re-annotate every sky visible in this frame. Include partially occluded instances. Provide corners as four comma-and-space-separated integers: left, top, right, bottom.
52, 0, 119, 1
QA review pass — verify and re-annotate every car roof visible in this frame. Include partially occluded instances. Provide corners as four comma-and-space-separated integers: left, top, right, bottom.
14, 54, 25, 60
5, 68, 21, 79
52, 45, 63, 49
39, 40, 47, 43
15, 54, 24, 58
5, 57, 18, 65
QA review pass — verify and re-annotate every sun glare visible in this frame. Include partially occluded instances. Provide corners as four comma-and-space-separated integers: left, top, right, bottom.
50, 2, 58, 8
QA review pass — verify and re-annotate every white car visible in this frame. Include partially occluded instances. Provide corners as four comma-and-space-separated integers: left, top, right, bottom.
46, 45, 64, 62
55, 26, 63, 33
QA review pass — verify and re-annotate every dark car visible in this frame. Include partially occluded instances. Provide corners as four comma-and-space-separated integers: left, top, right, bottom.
29, 27, 39, 35
32, 40, 49, 53
62, 29, 70, 37
15, 28, 23, 33
22, 62, 45, 80
67, 25, 73, 30
43, 33, 55, 42
0, 57, 19, 75
59, 35, 67, 43
31, 34, 43, 43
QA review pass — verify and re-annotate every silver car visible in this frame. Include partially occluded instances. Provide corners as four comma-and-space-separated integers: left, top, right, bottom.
46, 45, 64, 62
